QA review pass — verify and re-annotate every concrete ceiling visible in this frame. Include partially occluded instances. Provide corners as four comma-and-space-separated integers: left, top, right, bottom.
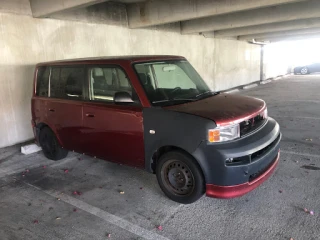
29, 0, 320, 43
29, 0, 145, 17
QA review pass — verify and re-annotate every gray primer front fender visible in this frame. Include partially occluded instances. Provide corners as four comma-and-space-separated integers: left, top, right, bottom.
142, 107, 216, 172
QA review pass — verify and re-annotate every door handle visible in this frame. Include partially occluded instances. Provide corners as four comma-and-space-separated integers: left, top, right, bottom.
86, 113, 95, 118
49, 109, 55, 112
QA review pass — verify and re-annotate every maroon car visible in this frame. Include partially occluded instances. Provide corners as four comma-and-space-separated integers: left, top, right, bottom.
31, 55, 281, 204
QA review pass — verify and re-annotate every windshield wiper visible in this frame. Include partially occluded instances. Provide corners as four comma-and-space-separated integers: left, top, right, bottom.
195, 90, 218, 99
152, 98, 196, 104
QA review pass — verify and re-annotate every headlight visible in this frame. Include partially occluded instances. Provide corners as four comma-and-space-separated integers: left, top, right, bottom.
208, 124, 240, 143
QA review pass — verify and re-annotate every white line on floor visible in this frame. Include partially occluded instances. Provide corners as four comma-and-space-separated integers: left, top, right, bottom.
160, 204, 182, 226
275, 116, 320, 120
281, 150, 320, 158
25, 183, 170, 240
0, 156, 78, 179
287, 100, 320, 103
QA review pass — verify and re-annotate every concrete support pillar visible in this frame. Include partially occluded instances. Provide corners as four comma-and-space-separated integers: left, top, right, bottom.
260, 45, 264, 81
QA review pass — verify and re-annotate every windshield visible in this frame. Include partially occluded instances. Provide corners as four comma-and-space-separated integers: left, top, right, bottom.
134, 60, 213, 106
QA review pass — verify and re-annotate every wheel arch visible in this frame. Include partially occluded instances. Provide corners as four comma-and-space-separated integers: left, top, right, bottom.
142, 107, 216, 177
150, 145, 206, 182
36, 122, 63, 146
150, 145, 183, 173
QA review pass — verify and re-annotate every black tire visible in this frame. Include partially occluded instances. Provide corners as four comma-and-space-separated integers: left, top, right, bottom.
39, 127, 68, 160
156, 151, 205, 204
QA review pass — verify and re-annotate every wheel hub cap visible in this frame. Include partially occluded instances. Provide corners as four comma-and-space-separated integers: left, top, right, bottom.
168, 169, 186, 188
162, 160, 195, 195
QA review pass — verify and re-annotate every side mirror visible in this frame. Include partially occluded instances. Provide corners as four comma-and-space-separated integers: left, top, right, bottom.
114, 91, 134, 104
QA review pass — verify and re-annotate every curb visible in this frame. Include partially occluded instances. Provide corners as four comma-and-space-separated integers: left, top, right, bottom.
224, 89, 239, 94
221, 74, 289, 94
243, 83, 258, 89
21, 143, 42, 155
261, 80, 272, 84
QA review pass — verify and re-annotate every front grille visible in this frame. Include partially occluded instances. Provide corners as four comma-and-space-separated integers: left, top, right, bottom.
251, 134, 281, 162
226, 134, 280, 166
249, 154, 277, 182
240, 112, 266, 136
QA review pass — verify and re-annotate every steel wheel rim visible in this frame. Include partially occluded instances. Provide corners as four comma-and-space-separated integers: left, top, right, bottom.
301, 68, 307, 74
161, 159, 195, 196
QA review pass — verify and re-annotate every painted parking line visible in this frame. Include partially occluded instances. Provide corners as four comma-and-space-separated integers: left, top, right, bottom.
287, 100, 320, 103
274, 116, 320, 120
281, 150, 320, 159
0, 156, 78, 179
25, 182, 170, 240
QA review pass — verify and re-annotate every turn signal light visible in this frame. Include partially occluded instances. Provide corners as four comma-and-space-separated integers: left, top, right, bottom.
208, 130, 220, 142
208, 124, 240, 143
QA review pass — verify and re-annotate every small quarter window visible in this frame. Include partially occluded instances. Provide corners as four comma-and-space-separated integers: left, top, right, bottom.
50, 67, 84, 99
36, 66, 50, 97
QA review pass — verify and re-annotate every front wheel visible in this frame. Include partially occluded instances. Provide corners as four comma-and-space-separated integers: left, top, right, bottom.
39, 127, 68, 160
300, 67, 309, 75
156, 151, 205, 204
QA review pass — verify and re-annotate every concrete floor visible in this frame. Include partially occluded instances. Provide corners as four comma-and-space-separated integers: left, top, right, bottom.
1, 75, 320, 240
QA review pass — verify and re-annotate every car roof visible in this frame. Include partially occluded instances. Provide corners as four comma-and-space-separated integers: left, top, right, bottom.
36, 55, 186, 66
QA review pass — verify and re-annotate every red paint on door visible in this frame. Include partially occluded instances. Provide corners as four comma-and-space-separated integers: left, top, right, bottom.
82, 102, 144, 168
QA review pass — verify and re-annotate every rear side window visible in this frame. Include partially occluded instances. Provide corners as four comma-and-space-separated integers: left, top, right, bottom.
36, 66, 50, 97
50, 66, 84, 99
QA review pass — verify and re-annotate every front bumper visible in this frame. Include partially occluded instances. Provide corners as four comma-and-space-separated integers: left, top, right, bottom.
192, 117, 281, 198
206, 151, 279, 198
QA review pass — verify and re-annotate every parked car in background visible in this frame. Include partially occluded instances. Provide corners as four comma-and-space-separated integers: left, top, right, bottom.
32, 55, 281, 204
294, 63, 320, 75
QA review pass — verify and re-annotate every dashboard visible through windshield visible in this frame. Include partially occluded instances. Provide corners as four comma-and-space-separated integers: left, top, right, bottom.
134, 60, 214, 106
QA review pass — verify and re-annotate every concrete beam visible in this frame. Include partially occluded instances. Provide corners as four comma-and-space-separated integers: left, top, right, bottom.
49, 1, 128, 27
127, 0, 307, 28
211, 18, 320, 38
0, 0, 32, 15
181, 0, 320, 34
119, 0, 145, 2
30, 0, 109, 17
203, 33, 237, 40
257, 32, 320, 42
238, 27, 320, 41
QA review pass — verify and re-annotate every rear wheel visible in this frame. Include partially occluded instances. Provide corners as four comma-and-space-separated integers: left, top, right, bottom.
39, 127, 68, 160
156, 151, 205, 204
300, 67, 309, 75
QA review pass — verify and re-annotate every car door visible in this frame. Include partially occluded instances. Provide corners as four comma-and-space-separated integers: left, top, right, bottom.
46, 66, 85, 152
82, 65, 144, 168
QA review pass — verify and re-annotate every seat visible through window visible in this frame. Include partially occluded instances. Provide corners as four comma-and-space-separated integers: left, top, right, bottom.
89, 67, 138, 103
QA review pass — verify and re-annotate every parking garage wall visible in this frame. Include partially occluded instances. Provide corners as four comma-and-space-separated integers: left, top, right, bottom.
0, 2, 261, 148
213, 39, 261, 91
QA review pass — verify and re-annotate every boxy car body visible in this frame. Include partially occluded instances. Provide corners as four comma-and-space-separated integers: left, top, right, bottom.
31, 55, 281, 203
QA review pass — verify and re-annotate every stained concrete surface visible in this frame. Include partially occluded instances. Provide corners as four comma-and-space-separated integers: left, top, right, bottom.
1, 75, 320, 240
